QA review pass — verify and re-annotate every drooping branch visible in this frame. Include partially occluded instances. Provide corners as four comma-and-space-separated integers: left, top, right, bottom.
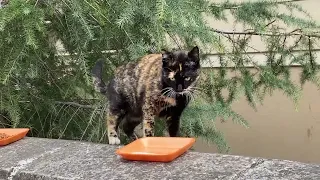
55, 101, 97, 109
212, 28, 320, 38
19, 100, 99, 109
308, 36, 315, 69
211, 0, 306, 10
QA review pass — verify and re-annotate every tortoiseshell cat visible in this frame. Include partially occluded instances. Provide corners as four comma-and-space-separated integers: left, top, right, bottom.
92, 46, 201, 145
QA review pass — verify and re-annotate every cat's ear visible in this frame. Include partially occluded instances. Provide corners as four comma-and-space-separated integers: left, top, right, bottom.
188, 46, 200, 62
161, 50, 173, 67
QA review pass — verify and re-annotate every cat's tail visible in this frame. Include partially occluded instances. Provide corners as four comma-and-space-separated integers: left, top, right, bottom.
91, 59, 108, 95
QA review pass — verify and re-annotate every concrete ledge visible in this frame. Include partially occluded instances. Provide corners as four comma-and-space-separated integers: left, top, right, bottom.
0, 138, 319, 180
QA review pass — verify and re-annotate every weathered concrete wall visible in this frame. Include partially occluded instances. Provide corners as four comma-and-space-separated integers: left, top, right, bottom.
0, 137, 319, 180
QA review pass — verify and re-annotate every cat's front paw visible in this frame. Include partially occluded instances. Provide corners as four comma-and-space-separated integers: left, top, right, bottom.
108, 136, 121, 145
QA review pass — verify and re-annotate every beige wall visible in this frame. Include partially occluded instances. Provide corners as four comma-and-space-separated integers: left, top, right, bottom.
194, 67, 320, 164
201, 0, 320, 67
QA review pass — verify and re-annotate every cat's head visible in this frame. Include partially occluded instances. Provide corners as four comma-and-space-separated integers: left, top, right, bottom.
161, 46, 201, 96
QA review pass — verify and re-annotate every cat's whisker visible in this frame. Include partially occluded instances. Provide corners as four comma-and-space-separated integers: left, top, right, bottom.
165, 92, 171, 107
187, 87, 202, 95
170, 93, 175, 100
190, 91, 196, 102
169, 89, 175, 96
183, 91, 191, 104
162, 87, 173, 92
182, 89, 196, 104
188, 91, 193, 103
162, 88, 173, 96
160, 88, 173, 108
168, 90, 174, 99
168, 89, 173, 98
187, 93, 192, 104
190, 89, 201, 95
190, 86, 203, 90
184, 93, 188, 104
189, 86, 203, 92
166, 89, 176, 108
190, 87, 204, 91
162, 90, 171, 96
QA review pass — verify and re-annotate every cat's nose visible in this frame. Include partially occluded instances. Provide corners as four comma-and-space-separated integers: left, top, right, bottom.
177, 84, 183, 91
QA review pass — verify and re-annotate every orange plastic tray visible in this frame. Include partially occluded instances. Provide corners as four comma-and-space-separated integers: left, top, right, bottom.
0, 128, 29, 146
116, 137, 196, 162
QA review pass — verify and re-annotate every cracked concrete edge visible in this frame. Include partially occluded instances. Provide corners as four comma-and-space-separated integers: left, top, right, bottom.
225, 158, 266, 180
0, 139, 75, 180
13, 172, 74, 180
229, 157, 320, 180
7, 147, 62, 180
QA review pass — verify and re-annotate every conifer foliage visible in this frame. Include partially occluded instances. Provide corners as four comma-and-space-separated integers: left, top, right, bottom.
1, 0, 319, 152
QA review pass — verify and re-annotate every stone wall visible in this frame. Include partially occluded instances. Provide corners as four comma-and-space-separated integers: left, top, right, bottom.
0, 137, 319, 180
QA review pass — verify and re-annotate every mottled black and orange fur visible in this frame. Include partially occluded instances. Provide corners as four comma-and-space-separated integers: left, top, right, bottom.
92, 46, 201, 145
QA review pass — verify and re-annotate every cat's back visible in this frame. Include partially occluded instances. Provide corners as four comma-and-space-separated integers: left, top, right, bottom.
112, 53, 163, 102
114, 53, 162, 82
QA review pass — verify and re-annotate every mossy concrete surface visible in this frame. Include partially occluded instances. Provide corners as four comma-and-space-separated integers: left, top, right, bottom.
0, 137, 319, 180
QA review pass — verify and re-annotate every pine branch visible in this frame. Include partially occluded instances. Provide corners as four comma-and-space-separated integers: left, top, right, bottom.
18, 100, 99, 109
212, 0, 306, 10
55, 101, 98, 109
308, 36, 314, 69
212, 28, 320, 38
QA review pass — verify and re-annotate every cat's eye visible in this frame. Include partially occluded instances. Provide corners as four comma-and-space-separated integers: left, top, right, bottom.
170, 77, 175, 81
185, 77, 191, 81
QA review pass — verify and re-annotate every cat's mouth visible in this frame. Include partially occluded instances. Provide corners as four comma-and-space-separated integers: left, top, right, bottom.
161, 87, 201, 103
